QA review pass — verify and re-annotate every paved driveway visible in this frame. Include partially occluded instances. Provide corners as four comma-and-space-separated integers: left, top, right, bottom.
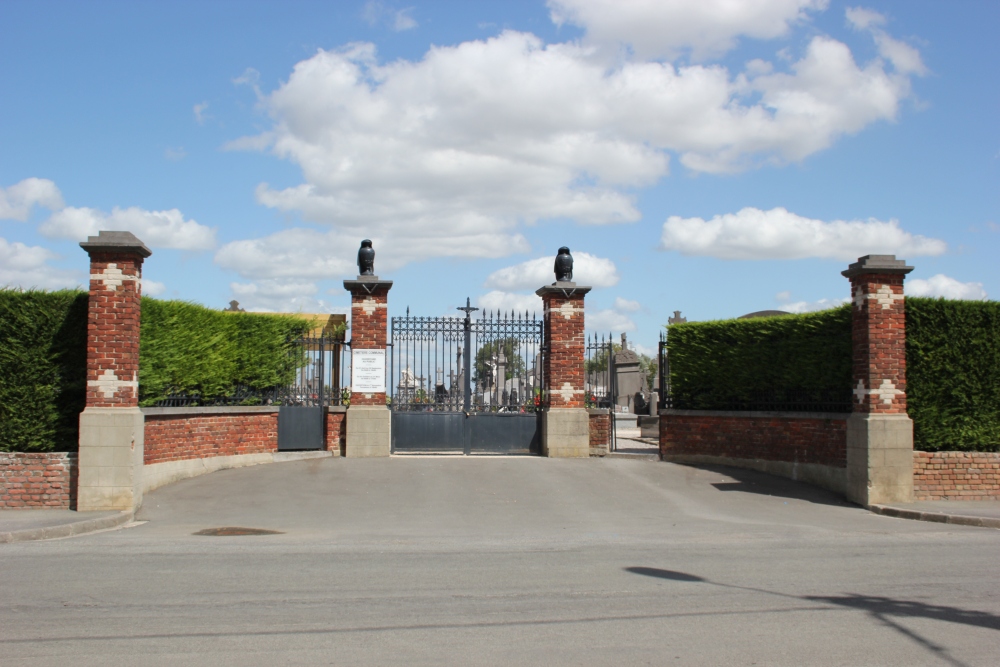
2, 456, 999, 666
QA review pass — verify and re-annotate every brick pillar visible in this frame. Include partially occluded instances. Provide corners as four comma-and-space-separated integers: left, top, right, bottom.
78, 231, 151, 511
842, 254, 915, 506
343, 247, 393, 457
536, 275, 591, 457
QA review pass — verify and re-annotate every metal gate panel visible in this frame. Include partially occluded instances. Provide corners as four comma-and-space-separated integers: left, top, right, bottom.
391, 412, 466, 453
278, 406, 324, 451
467, 413, 540, 455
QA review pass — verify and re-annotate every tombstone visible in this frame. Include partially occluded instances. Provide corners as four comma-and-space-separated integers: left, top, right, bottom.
614, 341, 644, 412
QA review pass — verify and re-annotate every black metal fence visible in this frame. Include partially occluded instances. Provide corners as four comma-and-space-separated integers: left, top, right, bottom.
390, 302, 544, 413
585, 333, 615, 409
152, 334, 350, 408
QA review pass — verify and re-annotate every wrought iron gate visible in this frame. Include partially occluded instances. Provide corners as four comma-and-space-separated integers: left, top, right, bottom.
390, 299, 543, 454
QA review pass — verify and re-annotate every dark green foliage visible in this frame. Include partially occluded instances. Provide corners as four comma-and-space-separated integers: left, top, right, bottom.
0, 289, 88, 452
138, 299, 311, 405
906, 298, 1000, 452
666, 307, 852, 410
474, 338, 527, 383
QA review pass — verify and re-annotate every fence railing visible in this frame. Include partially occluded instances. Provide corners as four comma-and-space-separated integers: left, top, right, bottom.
151, 334, 350, 408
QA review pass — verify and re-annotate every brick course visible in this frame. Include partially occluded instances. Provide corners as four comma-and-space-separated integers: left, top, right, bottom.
913, 451, 1000, 500
0, 452, 77, 509
144, 413, 278, 464
589, 411, 610, 455
540, 292, 587, 408
347, 284, 390, 406
659, 412, 848, 467
849, 273, 908, 415
84, 251, 146, 408
326, 410, 346, 454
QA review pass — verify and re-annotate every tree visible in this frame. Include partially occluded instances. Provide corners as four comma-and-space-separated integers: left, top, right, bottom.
474, 338, 526, 385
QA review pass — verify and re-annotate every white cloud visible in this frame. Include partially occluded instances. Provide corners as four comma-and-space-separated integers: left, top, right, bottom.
141, 278, 166, 297
777, 292, 850, 313
228, 19, 923, 267
660, 206, 946, 260
614, 296, 641, 312
164, 146, 186, 161
230, 279, 340, 313
484, 252, 619, 291
549, 0, 827, 60
0, 237, 81, 290
361, 1, 418, 31
587, 308, 636, 333
847, 7, 926, 76
0, 178, 64, 221
41, 206, 216, 251
845, 6, 885, 31
215, 228, 359, 280
193, 101, 210, 125
477, 290, 543, 315
906, 275, 988, 300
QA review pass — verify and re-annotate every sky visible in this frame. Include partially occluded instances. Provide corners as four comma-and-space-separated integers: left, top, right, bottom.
1, 0, 997, 357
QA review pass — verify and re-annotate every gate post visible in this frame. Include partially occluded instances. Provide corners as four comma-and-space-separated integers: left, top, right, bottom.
343, 240, 393, 457
536, 247, 591, 457
77, 231, 151, 511
842, 255, 915, 506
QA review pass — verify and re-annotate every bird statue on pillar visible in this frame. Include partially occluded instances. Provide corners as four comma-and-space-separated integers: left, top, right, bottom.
554, 246, 573, 282
358, 239, 375, 276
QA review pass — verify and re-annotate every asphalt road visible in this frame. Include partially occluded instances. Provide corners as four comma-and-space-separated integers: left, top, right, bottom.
2, 456, 999, 666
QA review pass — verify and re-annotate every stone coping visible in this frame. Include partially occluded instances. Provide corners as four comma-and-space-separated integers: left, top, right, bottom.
587, 408, 609, 415
142, 405, 348, 416
660, 408, 849, 420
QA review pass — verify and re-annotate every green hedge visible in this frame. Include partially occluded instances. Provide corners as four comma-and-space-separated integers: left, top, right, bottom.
0, 289, 311, 452
907, 298, 1000, 452
0, 290, 88, 452
138, 299, 311, 405
666, 306, 852, 411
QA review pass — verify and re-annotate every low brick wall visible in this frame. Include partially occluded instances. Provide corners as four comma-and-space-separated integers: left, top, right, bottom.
326, 410, 346, 454
588, 409, 610, 456
914, 451, 1000, 500
0, 452, 77, 509
660, 409, 848, 493
143, 407, 280, 465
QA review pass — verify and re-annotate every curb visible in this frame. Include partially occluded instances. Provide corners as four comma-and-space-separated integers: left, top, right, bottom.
607, 452, 660, 460
868, 504, 1000, 530
0, 510, 135, 544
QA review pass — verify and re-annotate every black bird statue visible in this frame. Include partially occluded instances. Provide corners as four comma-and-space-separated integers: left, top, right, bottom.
554, 246, 573, 282
358, 239, 375, 276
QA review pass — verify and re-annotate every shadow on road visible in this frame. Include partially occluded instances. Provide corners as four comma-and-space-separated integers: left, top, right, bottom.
626, 566, 998, 667
674, 462, 852, 507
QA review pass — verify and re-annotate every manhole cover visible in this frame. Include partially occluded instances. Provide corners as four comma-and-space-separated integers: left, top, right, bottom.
193, 527, 284, 536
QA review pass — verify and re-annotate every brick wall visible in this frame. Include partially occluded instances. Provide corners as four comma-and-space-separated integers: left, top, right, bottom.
0, 452, 77, 509
539, 290, 588, 408
326, 410, 346, 454
144, 411, 278, 465
660, 410, 848, 467
347, 283, 390, 406
913, 451, 1000, 500
589, 410, 609, 455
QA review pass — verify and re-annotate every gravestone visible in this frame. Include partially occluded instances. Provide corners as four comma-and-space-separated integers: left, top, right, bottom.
614, 333, 646, 412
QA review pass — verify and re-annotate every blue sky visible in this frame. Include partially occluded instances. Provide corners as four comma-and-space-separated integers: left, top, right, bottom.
1, 0, 997, 356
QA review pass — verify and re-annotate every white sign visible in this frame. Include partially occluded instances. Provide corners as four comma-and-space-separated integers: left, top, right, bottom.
352, 348, 386, 393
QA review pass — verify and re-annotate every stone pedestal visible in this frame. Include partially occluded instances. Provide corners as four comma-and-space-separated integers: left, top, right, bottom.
842, 255, 915, 506
344, 274, 393, 457
77, 231, 151, 512
78, 408, 145, 511
344, 405, 392, 458
536, 280, 592, 458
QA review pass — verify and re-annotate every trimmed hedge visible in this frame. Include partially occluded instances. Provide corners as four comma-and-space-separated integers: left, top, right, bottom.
0, 289, 311, 452
138, 299, 311, 406
907, 298, 1000, 452
666, 299, 1000, 452
0, 290, 88, 452
666, 306, 852, 411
